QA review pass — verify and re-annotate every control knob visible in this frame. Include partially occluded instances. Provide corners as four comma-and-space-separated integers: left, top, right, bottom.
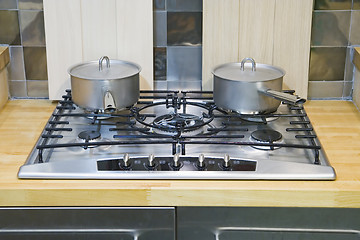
148, 154, 155, 167
172, 153, 181, 170
223, 154, 231, 169
197, 154, 205, 169
123, 153, 130, 168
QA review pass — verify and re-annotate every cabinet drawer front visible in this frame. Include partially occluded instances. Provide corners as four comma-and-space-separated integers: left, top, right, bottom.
0, 207, 175, 240
177, 207, 360, 240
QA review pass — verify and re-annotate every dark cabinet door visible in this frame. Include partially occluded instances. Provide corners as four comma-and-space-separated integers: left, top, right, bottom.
177, 207, 360, 240
0, 207, 175, 240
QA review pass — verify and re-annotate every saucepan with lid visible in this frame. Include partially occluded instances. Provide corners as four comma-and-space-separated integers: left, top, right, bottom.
68, 56, 141, 111
212, 57, 305, 114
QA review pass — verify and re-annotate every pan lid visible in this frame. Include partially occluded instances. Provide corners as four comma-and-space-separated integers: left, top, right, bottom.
212, 58, 285, 82
68, 56, 141, 80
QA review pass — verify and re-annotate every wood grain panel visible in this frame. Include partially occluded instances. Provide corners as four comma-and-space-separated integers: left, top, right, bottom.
202, 0, 240, 91
238, 0, 275, 64
45, 0, 153, 100
116, 0, 153, 90
0, 47, 9, 109
0, 69, 8, 110
81, 0, 118, 61
44, 0, 83, 100
273, 0, 313, 98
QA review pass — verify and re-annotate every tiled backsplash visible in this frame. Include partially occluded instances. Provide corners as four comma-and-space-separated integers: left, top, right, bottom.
0, 0, 48, 98
0, 0, 359, 99
153, 0, 203, 90
309, 0, 360, 99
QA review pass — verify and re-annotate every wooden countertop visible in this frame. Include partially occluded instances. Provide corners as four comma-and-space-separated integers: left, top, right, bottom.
0, 100, 359, 207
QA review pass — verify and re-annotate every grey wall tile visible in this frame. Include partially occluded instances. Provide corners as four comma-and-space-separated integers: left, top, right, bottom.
154, 11, 167, 47
314, 0, 352, 10
0, 0, 17, 9
167, 80, 201, 91
311, 11, 350, 46
350, 11, 360, 45
309, 47, 346, 81
167, 0, 202, 11
308, 81, 344, 99
154, 80, 167, 90
27, 80, 48, 98
154, 47, 167, 80
167, 12, 202, 46
19, 10, 45, 46
9, 80, 27, 98
354, 0, 360, 9
153, 0, 165, 10
7, 46, 25, 80
343, 81, 353, 97
0, 10, 21, 45
167, 46, 201, 81
23, 47, 48, 80
18, 0, 43, 10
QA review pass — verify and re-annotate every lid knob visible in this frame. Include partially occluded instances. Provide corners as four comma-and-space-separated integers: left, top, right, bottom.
99, 56, 110, 71
240, 57, 256, 72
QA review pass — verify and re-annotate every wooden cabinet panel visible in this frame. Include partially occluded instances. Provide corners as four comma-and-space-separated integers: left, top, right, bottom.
116, 0, 153, 90
44, 0, 153, 100
202, 0, 313, 98
81, 0, 118, 61
44, 0, 83, 100
202, 0, 240, 91
238, 0, 275, 65
273, 0, 313, 98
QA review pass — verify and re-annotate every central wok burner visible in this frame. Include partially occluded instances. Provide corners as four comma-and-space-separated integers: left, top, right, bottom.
153, 113, 204, 132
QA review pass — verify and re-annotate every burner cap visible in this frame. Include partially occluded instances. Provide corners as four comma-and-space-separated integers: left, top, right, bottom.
78, 130, 101, 140
251, 129, 282, 142
153, 113, 204, 132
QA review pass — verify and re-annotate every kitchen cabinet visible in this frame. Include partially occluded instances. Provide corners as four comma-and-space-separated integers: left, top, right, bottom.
44, 0, 153, 100
177, 207, 360, 240
0, 207, 175, 240
203, 0, 313, 99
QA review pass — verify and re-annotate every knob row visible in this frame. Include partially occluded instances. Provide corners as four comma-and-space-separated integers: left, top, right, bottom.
121, 153, 232, 170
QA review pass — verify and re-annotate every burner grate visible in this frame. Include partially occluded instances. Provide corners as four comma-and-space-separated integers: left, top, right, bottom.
35, 89, 322, 165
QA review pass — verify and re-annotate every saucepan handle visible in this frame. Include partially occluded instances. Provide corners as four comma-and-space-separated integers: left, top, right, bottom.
260, 89, 306, 105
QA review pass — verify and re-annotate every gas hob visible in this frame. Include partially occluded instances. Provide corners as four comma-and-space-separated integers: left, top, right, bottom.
18, 90, 336, 180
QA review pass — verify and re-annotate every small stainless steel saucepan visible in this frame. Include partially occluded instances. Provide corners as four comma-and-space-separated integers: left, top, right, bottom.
212, 57, 305, 114
68, 56, 141, 111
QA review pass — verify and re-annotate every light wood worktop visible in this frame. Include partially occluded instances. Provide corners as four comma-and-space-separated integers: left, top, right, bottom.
0, 100, 359, 207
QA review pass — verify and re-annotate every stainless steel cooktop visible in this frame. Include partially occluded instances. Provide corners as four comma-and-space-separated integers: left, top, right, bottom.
18, 90, 336, 180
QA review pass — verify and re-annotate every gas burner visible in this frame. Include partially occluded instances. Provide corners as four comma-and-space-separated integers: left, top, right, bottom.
153, 113, 204, 132
239, 114, 279, 123
75, 130, 109, 150
84, 108, 117, 120
78, 130, 101, 140
250, 129, 283, 150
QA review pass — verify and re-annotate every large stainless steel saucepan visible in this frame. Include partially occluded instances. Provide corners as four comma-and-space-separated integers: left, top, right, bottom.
212, 57, 305, 114
68, 56, 141, 111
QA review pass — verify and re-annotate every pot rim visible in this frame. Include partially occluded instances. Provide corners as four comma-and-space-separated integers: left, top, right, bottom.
212, 61, 286, 82
68, 59, 142, 81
